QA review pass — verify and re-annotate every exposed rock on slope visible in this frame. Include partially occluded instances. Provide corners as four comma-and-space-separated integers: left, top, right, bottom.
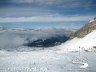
71, 18, 96, 38
57, 30, 96, 52
57, 18, 96, 52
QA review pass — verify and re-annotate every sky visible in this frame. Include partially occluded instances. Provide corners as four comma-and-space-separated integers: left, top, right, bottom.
0, 0, 96, 28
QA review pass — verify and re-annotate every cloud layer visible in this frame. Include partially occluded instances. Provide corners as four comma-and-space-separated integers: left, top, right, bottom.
0, 16, 95, 22
0, 27, 74, 50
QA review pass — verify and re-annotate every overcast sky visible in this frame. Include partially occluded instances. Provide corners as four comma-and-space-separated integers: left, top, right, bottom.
0, 0, 96, 27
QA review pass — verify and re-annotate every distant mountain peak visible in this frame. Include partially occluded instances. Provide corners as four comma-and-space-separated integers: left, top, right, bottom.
89, 17, 96, 23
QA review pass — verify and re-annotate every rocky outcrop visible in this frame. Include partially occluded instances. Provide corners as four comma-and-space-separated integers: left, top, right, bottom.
71, 19, 96, 38
24, 36, 69, 47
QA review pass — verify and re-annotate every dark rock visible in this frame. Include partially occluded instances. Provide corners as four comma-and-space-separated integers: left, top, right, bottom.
24, 36, 69, 47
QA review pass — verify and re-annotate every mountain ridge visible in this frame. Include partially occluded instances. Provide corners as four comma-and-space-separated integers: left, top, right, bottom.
71, 19, 96, 38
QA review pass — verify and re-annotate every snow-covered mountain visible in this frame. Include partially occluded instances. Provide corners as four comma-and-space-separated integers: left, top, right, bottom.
57, 18, 96, 52
57, 30, 96, 52
89, 17, 96, 23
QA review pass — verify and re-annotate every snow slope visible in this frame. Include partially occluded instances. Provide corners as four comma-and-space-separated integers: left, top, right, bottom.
57, 30, 96, 52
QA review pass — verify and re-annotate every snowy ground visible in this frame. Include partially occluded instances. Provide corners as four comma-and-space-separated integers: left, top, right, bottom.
0, 29, 96, 72
0, 49, 96, 72
57, 30, 96, 52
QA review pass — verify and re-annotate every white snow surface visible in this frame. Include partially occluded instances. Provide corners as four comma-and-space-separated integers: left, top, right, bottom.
89, 17, 96, 23
0, 49, 96, 72
89, 19, 95, 23
57, 30, 96, 52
